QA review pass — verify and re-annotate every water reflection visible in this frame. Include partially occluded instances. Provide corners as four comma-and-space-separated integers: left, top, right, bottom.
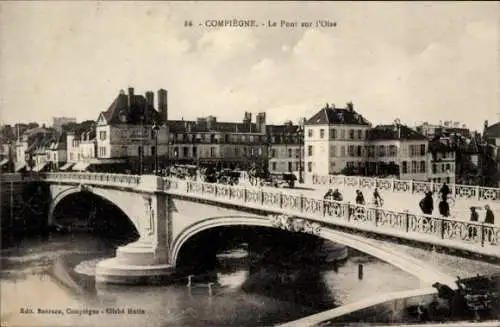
1, 233, 424, 327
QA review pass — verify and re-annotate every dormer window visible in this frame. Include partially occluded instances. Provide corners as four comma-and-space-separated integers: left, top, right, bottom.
119, 111, 127, 123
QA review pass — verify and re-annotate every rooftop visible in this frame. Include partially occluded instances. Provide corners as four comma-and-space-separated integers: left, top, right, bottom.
367, 124, 427, 141
305, 102, 371, 126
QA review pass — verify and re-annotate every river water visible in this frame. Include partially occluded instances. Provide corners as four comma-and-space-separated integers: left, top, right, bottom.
1, 233, 423, 327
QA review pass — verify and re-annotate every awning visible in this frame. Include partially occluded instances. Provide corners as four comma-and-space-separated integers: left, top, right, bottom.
32, 162, 48, 172
72, 162, 91, 171
59, 162, 74, 171
0, 158, 8, 166
15, 163, 26, 172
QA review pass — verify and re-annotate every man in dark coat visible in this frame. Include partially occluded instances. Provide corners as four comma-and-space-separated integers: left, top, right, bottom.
484, 205, 495, 224
419, 191, 434, 215
439, 183, 451, 202
439, 199, 450, 217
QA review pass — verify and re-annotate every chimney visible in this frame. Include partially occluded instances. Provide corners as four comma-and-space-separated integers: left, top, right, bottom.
207, 116, 216, 130
256, 112, 266, 133
346, 102, 354, 112
158, 89, 168, 124
145, 91, 154, 108
243, 112, 252, 124
484, 120, 489, 129
128, 87, 135, 109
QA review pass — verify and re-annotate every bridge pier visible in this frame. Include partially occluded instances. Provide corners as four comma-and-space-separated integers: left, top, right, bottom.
95, 176, 174, 284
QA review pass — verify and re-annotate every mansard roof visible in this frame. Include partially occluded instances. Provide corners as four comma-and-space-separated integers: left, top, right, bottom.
165, 120, 263, 134
305, 104, 371, 126
368, 124, 427, 141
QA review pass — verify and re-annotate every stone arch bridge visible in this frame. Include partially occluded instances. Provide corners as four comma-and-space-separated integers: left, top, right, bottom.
3, 172, 499, 286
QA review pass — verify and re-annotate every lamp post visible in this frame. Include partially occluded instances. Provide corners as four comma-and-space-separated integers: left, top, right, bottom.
152, 122, 160, 175
298, 125, 304, 184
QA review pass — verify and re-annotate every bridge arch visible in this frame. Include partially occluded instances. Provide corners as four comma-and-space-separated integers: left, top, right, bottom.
48, 185, 141, 233
170, 215, 456, 288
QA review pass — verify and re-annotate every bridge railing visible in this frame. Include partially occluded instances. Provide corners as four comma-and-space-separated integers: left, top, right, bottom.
38, 172, 141, 187
312, 174, 500, 202
164, 178, 499, 250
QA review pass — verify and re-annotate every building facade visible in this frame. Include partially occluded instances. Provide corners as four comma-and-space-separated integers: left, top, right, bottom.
366, 123, 429, 181
166, 112, 268, 170
95, 88, 169, 165
304, 102, 372, 177
267, 121, 304, 174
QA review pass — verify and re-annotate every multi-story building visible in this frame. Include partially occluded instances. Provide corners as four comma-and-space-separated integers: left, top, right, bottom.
366, 122, 429, 181
166, 112, 268, 170
14, 127, 52, 171
427, 136, 456, 184
95, 88, 169, 170
65, 130, 96, 171
483, 120, 500, 186
52, 117, 77, 132
267, 120, 304, 174
304, 102, 372, 178
31, 134, 67, 172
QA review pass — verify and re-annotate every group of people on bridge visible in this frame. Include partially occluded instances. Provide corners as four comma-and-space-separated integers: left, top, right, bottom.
418, 182, 495, 225
323, 188, 384, 208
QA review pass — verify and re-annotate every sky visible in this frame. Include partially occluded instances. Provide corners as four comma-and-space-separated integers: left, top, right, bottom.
0, 1, 499, 131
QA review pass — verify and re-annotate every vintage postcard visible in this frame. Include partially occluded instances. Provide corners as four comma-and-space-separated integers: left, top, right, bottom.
1, 1, 499, 327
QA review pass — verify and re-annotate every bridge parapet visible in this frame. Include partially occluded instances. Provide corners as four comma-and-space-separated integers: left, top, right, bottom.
163, 177, 500, 257
312, 174, 500, 202
39, 172, 141, 188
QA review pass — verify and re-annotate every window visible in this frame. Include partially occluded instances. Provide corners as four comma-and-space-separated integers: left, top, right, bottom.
378, 145, 386, 157
173, 147, 179, 157
193, 147, 198, 157
210, 147, 216, 157
98, 146, 106, 157
340, 129, 346, 139
330, 129, 337, 139
272, 162, 277, 171
411, 161, 418, 174
308, 129, 313, 137
420, 161, 426, 173
288, 148, 292, 158
271, 149, 276, 158
307, 161, 313, 172
349, 130, 354, 140
151, 146, 156, 157
308, 145, 313, 156
99, 131, 106, 141
357, 130, 362, 140
432, 163, 437, 174
183, 147, 189, 157
389, 145, 397, 157
357, 146, 362, 157
295, 148, 300, 158
348, 145, 355, 157
330, 146, 336, 157
446, 177, 450, 183
288, 162, 293, 172
402, 161, 408, 174
420, 144, 426, 156
320, 129, 325, 139
295, 162, 300, 170
445, 163, 450, 171
340, 146, 346, 157
243, 148, 247, 156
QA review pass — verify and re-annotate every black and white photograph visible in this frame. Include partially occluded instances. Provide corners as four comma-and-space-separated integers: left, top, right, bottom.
0, 1, 499, 327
